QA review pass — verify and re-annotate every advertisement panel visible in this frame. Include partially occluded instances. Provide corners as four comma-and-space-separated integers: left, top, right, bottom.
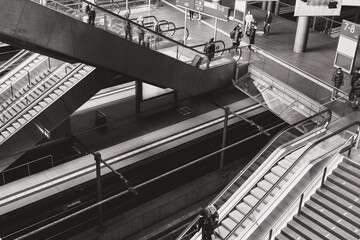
294, 0, 343, 16
342, 0, 360, 6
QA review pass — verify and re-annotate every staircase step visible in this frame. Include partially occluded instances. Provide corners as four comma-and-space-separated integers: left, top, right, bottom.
338, 161, 360, 178
275, 233, 291, 240
293, 214, 339, 239
333, 167, 360, 188
318, 185, 360, 217
343, 158, 360, 171
327, 175, 360, 199
305, 200, 360, 238
288, 218, 324, 240
311, 192, 360, 228
281, 226, 305, 240
301, 206, 357, 240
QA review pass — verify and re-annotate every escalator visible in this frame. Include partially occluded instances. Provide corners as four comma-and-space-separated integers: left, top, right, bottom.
0, 0, 238, 95
177, 109, 332, 240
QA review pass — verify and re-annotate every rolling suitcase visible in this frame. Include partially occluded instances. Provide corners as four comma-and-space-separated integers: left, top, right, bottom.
191, 54, 203, 68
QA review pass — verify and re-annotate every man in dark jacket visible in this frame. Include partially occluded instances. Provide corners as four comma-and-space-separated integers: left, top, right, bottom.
352, 78, 360, 110
204, 38, 216, 68
263, 10, 273, 36
331, 67, 344, 100
231, 24, 243, 52
349, 67, 360, 101
197, 206, 219, 240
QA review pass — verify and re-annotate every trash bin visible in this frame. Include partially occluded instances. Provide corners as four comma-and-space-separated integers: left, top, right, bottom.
95, 110, 107, 126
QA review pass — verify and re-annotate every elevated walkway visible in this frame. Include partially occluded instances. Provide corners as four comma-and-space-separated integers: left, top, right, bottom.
0, 0, 238, 95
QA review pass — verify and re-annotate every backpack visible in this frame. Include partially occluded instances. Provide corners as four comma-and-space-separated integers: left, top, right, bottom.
230, 30, 235, 39
204, 43, 210, 53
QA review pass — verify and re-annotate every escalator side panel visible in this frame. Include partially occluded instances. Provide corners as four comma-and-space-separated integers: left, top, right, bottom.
0, 0, 236, 95
0, 68, 117, 172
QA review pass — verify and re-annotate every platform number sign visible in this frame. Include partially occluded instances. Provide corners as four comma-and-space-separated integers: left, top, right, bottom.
334, 20, 360, 73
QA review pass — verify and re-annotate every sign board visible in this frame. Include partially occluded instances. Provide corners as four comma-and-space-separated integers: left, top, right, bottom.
294, 0, 343, 16
334, 20, 360, 73
342, 0, 360, 6
176, 0, 230, 21
233, 0, 246, 23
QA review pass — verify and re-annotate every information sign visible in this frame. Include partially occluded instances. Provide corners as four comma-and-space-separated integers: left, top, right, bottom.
176, 0, 230, 21
334, 20, 360, 73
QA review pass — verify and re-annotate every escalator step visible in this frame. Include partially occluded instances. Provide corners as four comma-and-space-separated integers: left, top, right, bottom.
18, 118, 26, 125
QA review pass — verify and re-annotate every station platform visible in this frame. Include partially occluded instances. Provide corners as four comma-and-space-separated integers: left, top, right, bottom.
0, 1, 360, 239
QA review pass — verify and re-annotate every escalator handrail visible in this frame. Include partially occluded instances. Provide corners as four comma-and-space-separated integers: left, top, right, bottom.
0, 63, 88, 133
0, 49, 29, 73
224, 119, 359, 240
262, 133, 357, 240
189, 40, 226, 52
176, 108, 331, 240
49, 0, 235, 59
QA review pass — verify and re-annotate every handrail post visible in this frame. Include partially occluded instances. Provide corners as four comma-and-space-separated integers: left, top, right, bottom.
2, 172, 5, 185
94, 152, 106, 232
355, 126, 360, 149
348, 135, 355, 157
220, 107, 229, 173
297, 193, 304, 216
27, 163, 31, 176
268, 229, 273, 240
321, 167, 327, 189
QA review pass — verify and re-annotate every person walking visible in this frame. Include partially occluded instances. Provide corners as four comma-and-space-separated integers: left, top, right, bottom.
248, 21, 257, 50
349, 67, 360, 101
87, 0, 97, 25
124, 11, 132, 41
197, 205, 219, 240
245, 10, 254, 33
231, 23, 243, 52
263, 10, 273, 36
331, 67, 344, 100
137, 16, 145, 46
204, 38, 215, 68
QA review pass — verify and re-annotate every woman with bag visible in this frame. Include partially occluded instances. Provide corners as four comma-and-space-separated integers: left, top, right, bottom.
230, 23, 243, 52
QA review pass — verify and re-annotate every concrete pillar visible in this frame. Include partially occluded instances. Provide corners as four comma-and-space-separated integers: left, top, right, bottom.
267, 1, 273, 12
262, 1, 267, 10
355, 7, 360, 24
274, 1, 280, 15
293, 16, 310, 53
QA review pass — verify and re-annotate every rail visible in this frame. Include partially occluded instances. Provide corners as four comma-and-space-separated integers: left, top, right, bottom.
223, 120, 359, 240
34, 0, 238, 66
248, 45, 349, 117
6, 106, 287, 239
0, 50, 30, 75
261, 128, 359, 240
176, 108, 332, 240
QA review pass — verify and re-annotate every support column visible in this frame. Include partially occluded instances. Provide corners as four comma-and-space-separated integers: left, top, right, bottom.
274, 1, 280, 15
267, 1, 273, 12
135, 80, 142, 114
262, 1, 267, 10
293, 16, 310, 53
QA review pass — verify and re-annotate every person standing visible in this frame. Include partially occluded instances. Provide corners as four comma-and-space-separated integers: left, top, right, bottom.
87, 0, 97, 25
231, 24, 243, 52
352, 78, 360, 110
204, 38, 215, 68
349, 67, 360, 101
248, 21, 257, 50
263, 10, 273, 36
197, 206, 219, 240
124, 11, 132, 41
331, 68, 344, 100
137, 16, 145, 46
245, 11, 254, 33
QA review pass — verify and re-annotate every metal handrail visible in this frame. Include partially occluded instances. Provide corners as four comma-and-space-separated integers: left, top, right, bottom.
176, 108, 331, 240
223, 120, 359, 240
0, 63, 87, 135
9, 118, 287, 240
0, 50, 29, 74
39, 0, 234, 61
262, 133, 357, 240
250, 45, 348, 96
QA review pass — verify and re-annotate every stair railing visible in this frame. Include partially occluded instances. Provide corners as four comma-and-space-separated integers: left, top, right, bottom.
176, 108, 331, 240
233, 121, 360, 240
260, 125, 359, 240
